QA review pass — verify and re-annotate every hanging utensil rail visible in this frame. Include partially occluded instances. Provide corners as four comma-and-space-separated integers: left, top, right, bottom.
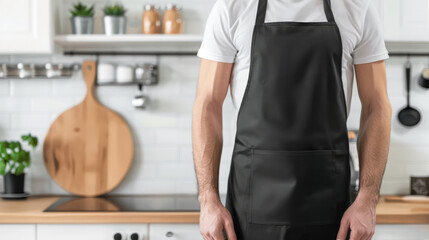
389, 52, 429, 57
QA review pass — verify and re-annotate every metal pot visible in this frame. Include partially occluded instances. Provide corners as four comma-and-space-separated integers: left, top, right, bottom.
71, 16, 94, 34
419, 68, 429, 88
135, 64, 158, 85
0, 64, 6, 78
132, 84, 149, 109
103, 16, 127, 35
17, 63, 35, 78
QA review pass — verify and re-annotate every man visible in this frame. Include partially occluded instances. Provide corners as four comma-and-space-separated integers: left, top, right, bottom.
192, 0, 391, 239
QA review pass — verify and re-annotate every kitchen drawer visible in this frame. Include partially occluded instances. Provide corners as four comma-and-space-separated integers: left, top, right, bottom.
37, 224, 148, 240
374, 224, 429, 240
149, 224, 201, 240
0, 224, 36, 240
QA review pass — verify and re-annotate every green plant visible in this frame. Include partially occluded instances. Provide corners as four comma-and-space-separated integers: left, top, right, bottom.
0, 134, 38, 176
103, 4, 126, 16
70, 2, 95, 17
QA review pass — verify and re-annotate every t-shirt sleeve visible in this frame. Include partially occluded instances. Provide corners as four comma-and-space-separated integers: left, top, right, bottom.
197, 0, 238, 63
352, 2, 389, 65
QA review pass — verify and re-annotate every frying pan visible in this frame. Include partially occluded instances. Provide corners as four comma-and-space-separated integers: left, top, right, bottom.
398, 60, 421, 127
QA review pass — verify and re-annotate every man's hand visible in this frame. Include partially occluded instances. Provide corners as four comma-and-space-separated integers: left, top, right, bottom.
199, 194, 237, 240
336, 192, 378, 240
193, 60, 234, 240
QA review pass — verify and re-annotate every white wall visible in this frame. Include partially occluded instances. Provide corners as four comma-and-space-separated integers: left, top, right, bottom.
348, 56, 429, 195
1, 0, 429, 196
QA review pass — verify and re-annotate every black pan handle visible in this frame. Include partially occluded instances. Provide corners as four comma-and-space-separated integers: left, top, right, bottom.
405, 60, 412, 107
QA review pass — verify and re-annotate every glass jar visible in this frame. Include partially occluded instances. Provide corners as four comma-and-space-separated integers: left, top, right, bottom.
163, 4, 183, 34
141, 4, 161, 34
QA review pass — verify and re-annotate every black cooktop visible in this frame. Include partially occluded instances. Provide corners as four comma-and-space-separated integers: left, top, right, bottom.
44, 195, 203, 212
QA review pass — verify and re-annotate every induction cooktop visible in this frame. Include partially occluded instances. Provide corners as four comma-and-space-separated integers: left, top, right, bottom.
44, 195, 205, 212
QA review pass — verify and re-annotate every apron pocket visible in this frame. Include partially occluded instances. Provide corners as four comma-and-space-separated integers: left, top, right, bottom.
249, 149, 338, 226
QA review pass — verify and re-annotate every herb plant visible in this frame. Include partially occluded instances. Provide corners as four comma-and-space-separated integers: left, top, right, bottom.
70, 2, 95, 17
103, 4, 126, 16
0, 134, 38, 176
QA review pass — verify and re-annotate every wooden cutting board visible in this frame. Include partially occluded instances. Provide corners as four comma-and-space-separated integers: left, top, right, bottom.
43, 61, 134, 197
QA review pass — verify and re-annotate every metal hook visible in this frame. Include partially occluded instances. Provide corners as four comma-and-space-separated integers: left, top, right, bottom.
405, 54, 411, 68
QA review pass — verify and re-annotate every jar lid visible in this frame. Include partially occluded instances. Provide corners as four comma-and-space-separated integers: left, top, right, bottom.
166, 3, 182, 10
45, 63, 64, 70
144, 4, 158, 11
166, 3, 176, 10
17, 63, 34, 69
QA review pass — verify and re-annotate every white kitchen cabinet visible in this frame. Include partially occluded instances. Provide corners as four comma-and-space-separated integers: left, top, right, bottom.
0, 0, 53, 54
149, 224, 202, 240
37, 224, 149, 240
0, 224, 36, 240
374, 224, 429, 240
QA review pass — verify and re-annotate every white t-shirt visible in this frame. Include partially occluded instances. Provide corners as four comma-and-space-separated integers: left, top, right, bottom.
197, 0, 389, 117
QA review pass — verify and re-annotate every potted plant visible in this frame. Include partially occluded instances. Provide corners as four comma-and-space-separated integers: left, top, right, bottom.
0, 134, 38, 198
103, 4, 127, 35
70, 2, 95, 34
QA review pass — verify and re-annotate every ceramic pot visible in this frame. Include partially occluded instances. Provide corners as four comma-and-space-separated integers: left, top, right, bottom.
3, 173, 25, 194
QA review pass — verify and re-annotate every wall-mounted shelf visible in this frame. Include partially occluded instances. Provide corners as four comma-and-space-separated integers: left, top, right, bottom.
385, 39, 429, 54
54, 34, 203, 53
96, 82, 138, 86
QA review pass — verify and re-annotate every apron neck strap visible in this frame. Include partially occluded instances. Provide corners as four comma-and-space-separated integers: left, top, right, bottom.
323, 0, 335, 23
255, 0, 336, 25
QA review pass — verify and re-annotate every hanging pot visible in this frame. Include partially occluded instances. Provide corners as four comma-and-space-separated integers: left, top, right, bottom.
419, 68, 429, 88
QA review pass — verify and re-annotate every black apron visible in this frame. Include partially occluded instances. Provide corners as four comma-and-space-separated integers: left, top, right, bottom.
225, 0, 351, 239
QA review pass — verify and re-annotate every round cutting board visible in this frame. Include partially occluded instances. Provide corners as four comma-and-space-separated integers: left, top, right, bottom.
43, 61, 134, 197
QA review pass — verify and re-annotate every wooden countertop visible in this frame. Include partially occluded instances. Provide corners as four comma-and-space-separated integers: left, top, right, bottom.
0, 196, 199, 224
376, 196, 429, 224
0, 195, 428, 224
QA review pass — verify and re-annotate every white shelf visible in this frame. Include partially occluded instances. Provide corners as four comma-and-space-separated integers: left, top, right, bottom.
385, 39, 429, 53
54, 34, 203, 53
54, 35, 429, 55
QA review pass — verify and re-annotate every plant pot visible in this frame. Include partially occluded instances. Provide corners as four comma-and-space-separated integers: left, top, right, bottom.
3, 173, 25, 194
71, 16, 94, 34
103, 16, 126, 35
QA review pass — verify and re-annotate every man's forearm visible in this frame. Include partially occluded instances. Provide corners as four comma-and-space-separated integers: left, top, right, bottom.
192, 97, 224, 204
356, 100, 392, 205
192, 60, 232, 207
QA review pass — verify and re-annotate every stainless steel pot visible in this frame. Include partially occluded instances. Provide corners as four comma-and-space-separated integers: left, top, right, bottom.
132, 84, 149, 109
135, 64, 158, 85
71, 16, 94, 34
103, 16, 126, 35
17, 63, 35, 78
0, 63, 79, 78
0, 64, 6, 78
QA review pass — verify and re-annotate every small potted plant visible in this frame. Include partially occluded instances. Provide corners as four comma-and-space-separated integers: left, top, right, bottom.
103, 4, 127, 35
0, 134, 38, 199
70, 2, 95, 34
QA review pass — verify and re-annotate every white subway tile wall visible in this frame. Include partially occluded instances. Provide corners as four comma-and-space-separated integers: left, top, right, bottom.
347, 56, 429, 195
1, 0, 429, 196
